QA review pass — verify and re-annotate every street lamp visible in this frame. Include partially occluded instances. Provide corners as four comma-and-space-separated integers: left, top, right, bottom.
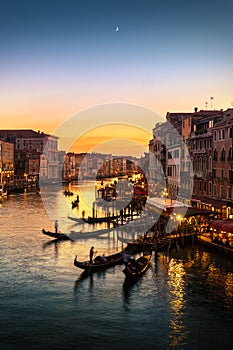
24, 173, 28, 185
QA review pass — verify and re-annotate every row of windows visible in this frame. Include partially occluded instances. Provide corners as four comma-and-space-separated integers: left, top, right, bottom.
212, 169, 233, 181
213, 147, 233, 162
193, 157, 212, 172
167, 149, 180, 159
167, 165, 179, 177
196, 181, 233, 199
191, 138, 212, 150
214, 127, 233, 141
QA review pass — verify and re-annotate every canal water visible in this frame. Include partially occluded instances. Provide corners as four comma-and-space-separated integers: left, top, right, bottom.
1, 182, 233, 350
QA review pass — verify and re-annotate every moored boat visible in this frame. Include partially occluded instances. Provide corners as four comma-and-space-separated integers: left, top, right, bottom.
41, 229, 72, 240
83, 215, 120, 224
72, 196, 80, 209
63, 189, 73, 196
67, 215, 85, 224
42, 226, 116, 241
122, 252, 152, 279
74, 251, 124, 272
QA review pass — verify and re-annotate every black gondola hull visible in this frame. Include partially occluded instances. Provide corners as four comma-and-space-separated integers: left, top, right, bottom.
74, 252, 123, 272
42, 229, 71, 240
123, 254, 152, 279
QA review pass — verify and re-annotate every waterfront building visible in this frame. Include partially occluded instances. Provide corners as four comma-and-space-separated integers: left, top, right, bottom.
189, 110, 224, 213
149, 112, 193, 204
138, 152, 149, 179
0, 129, 60, 183
62, 152, 142, 180
148, 122, 165, 196
63, 152, 76, 181
63, 152, 113, 180
0, 140, 14, 187
79, 153, 112, 179
211, 109, 233, 217
148, 107, 232, 221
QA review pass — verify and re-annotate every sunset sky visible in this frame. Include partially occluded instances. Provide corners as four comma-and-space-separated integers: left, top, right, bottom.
1, 0, 233, 156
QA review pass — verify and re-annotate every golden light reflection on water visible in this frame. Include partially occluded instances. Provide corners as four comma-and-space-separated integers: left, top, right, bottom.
205, 263, 233, 309
199, 251, 212, 269
167, 259, 189, 348
206, 264, 224, 288
224, 273, 233, 309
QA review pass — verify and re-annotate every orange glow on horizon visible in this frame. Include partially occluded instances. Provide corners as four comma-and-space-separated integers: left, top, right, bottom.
68, 124, 152, 157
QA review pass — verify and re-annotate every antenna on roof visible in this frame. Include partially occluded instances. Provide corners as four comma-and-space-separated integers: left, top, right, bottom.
210, 96, 214, 110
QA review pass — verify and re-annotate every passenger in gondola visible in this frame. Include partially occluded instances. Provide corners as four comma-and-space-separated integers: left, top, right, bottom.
123, 251, 130, 266
94, 255, 101, 263
101, 254, 107, 262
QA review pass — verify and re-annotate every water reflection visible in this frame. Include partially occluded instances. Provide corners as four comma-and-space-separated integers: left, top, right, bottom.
74, 271, 93, 294
42, 237, 76, 259
3, 188, 233, 349
42, 238, 61, 248
224, 273, 233, 310
167, 259, 189, 348
122, 275, 144, 313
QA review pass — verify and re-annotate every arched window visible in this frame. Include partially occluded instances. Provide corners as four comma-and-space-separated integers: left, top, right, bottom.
203, 158, 206, 171
213, 148, 218, 162
209, 156, 212, 171
228, 147, 233, 161
221, 148, 225, 161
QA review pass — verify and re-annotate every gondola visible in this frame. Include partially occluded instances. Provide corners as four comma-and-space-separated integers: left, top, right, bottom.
72, 195, 80, 209
83, 215, 120, 224
41, 229, 72, 241
122, 252, 152, 279
63, 189, 73, 196
72, 200, 79, 209
67, 215, 85, 224
74, 251, 124, 272
42, 226, 115, 241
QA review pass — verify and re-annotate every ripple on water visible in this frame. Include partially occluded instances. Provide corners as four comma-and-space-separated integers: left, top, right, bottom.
1, 188, 233, 349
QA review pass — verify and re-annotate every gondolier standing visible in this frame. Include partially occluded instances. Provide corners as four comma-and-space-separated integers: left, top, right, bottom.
54, 220, 58, 233
89, 246, 96, 264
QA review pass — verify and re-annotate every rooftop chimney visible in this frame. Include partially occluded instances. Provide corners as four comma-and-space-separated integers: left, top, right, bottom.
194, 107, 198, 113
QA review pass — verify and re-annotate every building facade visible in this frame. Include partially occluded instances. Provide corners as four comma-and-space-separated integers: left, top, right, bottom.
0, 130, 60, 183
0, 141, 14, 186
148, 107, 233, 218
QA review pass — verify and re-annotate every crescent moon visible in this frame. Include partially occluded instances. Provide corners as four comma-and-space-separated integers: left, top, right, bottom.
115, 26, 119, 32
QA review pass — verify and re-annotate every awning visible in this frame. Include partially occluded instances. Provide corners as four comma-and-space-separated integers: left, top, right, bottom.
222, 222, 233, 234
192, 195, 233, 210
209, 220, 225, 230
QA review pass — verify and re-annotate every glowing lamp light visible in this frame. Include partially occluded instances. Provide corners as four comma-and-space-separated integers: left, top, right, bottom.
176, 215, 183, 222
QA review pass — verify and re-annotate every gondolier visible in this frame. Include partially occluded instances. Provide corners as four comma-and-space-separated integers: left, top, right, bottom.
89, 246, 96, 263
54, 220, 58, 233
